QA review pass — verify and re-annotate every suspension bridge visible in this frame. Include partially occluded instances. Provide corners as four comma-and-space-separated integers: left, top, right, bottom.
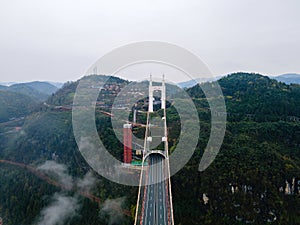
134, 76, 174, 225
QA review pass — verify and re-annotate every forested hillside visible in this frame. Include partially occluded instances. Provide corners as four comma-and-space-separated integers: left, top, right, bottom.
0, 73, 300, 224
0, 81, 60, 123
0, 90, 36, 123
9, 82, 58, 102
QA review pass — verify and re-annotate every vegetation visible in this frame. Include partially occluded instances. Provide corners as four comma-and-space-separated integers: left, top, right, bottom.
0, 90, 36, 123
0, 73, 300, 224
0, 81, 60, 122
8, 82, 58, 102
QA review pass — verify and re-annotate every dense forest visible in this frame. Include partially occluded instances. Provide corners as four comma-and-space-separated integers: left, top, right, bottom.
0, 73, 300, 224
0, 82, 58, 123
0, 90, 36, 123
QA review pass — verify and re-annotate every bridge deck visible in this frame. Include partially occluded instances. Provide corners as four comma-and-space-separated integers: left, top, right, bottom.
142, 154, 168, 225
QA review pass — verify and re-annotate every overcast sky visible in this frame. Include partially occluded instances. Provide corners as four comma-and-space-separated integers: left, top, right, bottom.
0, 0, 299, 83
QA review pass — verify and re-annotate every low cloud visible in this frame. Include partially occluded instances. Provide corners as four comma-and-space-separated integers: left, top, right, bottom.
38, 161, 73, 188
35, 161, 98, 225
76, 171, 96, 192
36, 161, 129, 225
100, 197, 125, 225
36, 193, 79, 225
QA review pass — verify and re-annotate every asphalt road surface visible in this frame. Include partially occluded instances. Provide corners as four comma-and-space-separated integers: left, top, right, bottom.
143, 154, 168, 225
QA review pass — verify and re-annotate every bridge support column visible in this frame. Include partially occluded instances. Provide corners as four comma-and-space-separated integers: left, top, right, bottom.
123, 124, 132, 164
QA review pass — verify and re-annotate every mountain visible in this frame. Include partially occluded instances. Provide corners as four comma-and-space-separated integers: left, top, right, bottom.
218, 72, 300, 119
272, 73, 300, 84
1, 73, 300, 224
8, 82, 58, 102
0, 90, 37, 123
48, 82, 64, 88
188, 72, 300, 121
0, 75, 135, 225
0, 81, 59, 123
180, 73, 300, 88
20, 81, 58, 95
0, 85, 8, 90
178, 76, 223, 88
0, 82, 17, 86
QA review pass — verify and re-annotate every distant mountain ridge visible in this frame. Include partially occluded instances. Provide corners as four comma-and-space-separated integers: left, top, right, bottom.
3, 81, 59, 102
0, 82, 17, 86
0, 85, 7, 90
0, 81, 63, 88
0, 81, 59, 122
0, 90, 36, 122
271, 73, 300, 84
48, 82, 64, 88
10, 81, 58, 95
177, 76, 223, 88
